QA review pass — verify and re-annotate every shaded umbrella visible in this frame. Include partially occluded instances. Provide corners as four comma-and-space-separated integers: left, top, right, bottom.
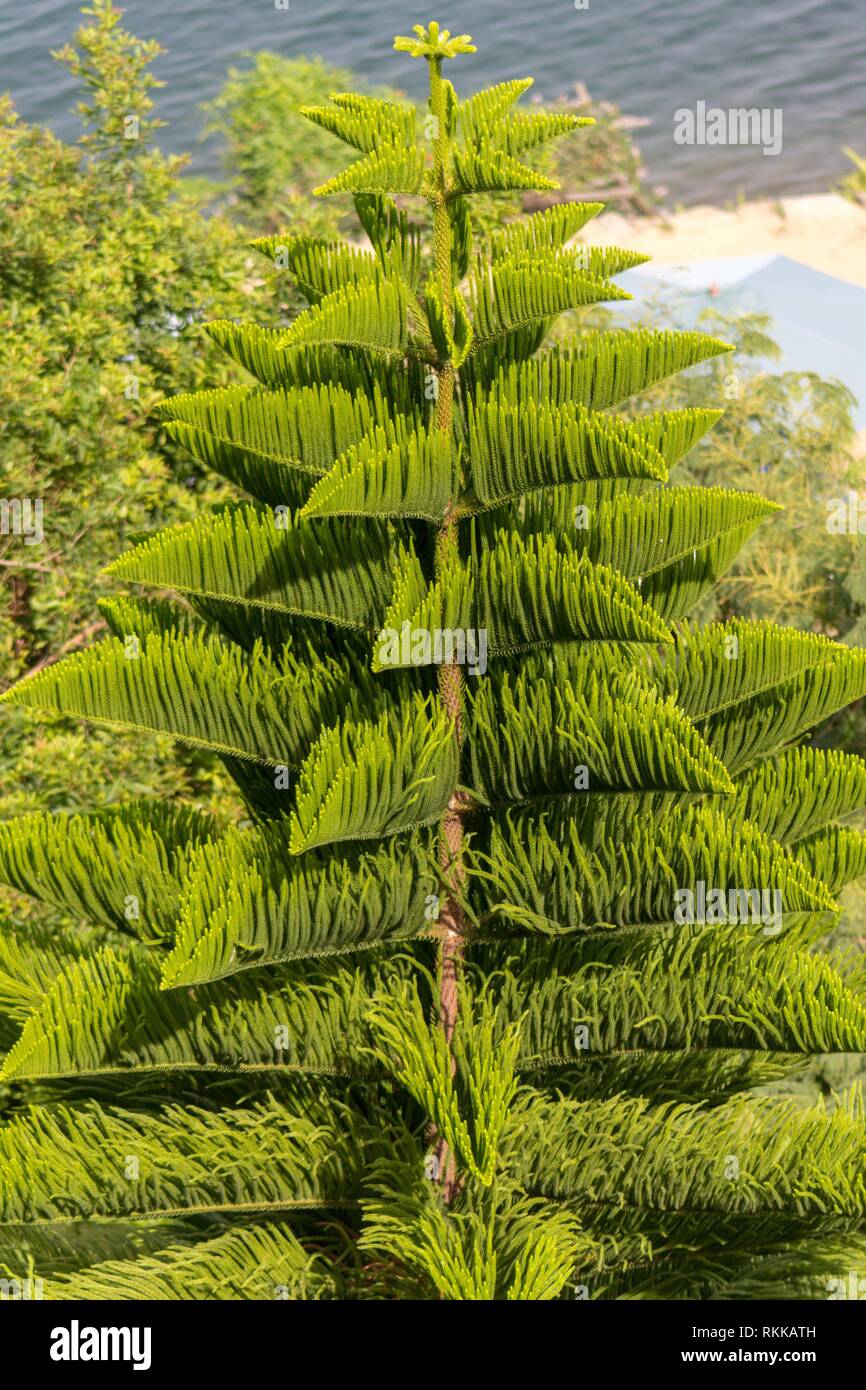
618, 253, 866, 427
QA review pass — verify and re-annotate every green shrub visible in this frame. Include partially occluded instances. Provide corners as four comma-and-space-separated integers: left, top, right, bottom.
0, 1, 271, 872
838, 148, 866, 205
202, 51, 395, 235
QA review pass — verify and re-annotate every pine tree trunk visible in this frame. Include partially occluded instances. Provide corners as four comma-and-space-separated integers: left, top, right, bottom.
429, 53, 465, 1205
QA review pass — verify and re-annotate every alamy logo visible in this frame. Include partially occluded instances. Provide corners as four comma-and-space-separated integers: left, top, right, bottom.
375, 622, 488, 676
826, 492, 866, 534
0, 497, 43, 546
674, 101, 783, 156
827, 1272, 866, 1300
49, 1321, 152, 1372
0, 1276, 43, 1300
674, 880, 783, 936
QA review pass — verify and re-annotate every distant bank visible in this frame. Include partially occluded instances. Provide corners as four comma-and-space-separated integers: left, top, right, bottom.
592, 194, 866, 291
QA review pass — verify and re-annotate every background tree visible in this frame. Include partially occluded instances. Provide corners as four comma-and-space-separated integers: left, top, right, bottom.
0, 1, 274, 900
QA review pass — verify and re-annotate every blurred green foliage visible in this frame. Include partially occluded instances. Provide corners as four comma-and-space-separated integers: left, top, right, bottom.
0, 1, 269, 897
202, 52, 375, 234
543, 84, 659, 214
837, 148, 866, 205
639, 310, 864, 637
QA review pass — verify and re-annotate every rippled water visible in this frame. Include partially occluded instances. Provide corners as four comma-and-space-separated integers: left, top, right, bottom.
2, 0, 865, 204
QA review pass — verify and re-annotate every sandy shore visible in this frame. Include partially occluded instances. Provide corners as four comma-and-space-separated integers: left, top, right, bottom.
590, 193, 866, 291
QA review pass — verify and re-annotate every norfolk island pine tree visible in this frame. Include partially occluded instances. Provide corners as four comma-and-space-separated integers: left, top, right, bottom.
2, 21, 866, 1301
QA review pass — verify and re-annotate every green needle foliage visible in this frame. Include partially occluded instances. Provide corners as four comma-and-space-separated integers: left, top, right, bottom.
3, 20, 866, 1302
